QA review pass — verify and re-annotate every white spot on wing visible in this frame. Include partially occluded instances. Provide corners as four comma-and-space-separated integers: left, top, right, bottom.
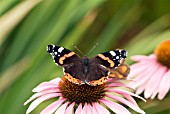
58, 47, 64, 53
54, 52, 58, 55
110, 51, 116, 56
116, 56, 119, 59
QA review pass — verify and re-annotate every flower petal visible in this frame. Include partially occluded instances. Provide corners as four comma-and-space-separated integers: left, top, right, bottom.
107, 82, 131, 88
80, 103, 87, 114
107, 89, 146, 102
24, 88, 60, 105
64, 102, 75, 114
158, 70, 170, 100
32, 82, 58, 92
129, 61, 159, 89
106, 94, 145, 114
100, 99, 131, 114
131, 54, 156, 61
91, 103, 99, 114
93, 102, 110, 114
144, 65, 167, 99
131, 55, 150, 61
128, 61, 152, 79
26, 93, 60, 114
49, 78, 61, 83
40, 98, 65, 114
75, 103, 82, 114
86, 104, 93, 114
55, 102, 69, 114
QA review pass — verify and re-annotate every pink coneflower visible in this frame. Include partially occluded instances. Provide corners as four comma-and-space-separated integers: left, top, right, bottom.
128, 40, 170, 100
24, 77, 145, 114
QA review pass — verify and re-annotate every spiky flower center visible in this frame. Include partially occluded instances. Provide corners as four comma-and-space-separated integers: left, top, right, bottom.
59, 77, 106, 104
155, 40, 170, 68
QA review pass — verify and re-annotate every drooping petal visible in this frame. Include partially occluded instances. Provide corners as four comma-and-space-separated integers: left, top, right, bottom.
93, 102, 110, 114
32, 82, 58, 92
131, 55, 150, 61
91, 103, 99, 114
144, 66, 167, 99
75, 103, 82, 114
64, 102, 75, 114
100, 99, 131, 114
86, 103, 93, 114
107, 89, 146, 102
131, 54, 156, 61
129, 62, 159, 88
124, 94, 137, 106
128, 61, 153, 79
55, 102, 69, 114
26, 93, 60, 114
24, 88, 60, 105
106, 94, 145, 114
49, 78, 61, 84
107, 82, 131, 88
80, 103, 87, 114
40, 98, 65, 114
158, 70, 170, 100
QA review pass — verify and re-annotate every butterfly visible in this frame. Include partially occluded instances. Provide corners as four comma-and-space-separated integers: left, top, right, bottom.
47, 45, 130, 86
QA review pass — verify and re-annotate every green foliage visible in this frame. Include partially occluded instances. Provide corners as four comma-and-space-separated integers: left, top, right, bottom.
0, 0, 170, 114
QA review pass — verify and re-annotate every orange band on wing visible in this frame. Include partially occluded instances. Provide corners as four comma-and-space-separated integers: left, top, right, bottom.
59, 52, 75, 64
64, 73, 82, 85
98, 54, 115, 67
88, 76, 108, 86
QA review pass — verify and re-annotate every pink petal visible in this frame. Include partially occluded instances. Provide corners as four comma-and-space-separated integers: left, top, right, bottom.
32, 82, 58, 92
86, 104, 93, 114
131, 55, 149, 61
136, 85, 145, 95
106, 94, 145, 114
128, 61, 152, 79
24, 88, 60, 105
124, 95, 137, 106
93, 102, 110, 114
107, 89, 146, 102
55, 102, 69, 114
158, 70, 170, 100
131, 54, 156, 61
40, 98, 65, 114
26, 93, 60, 114
129, 62, 159, 89
100, 99, 131, 114
144, 66, 167, 99
49, 78, 61, 84
75, 103, 82, 114
64, 102, 75, 114
91, 103, 99, 114
80, 103, 87, 114
107, 82, 131, 88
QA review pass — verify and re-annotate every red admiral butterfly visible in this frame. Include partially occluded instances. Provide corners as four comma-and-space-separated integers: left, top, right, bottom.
47, 45, 130, 86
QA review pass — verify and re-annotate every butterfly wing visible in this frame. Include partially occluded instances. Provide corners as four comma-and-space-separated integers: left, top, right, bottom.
87, 49, 128, 86
47, 45, 85, 84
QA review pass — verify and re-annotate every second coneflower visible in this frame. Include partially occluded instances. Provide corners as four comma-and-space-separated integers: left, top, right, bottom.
128, 39, 170, 100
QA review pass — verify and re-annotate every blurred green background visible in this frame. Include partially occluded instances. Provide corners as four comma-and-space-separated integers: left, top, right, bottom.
0, 0, 170, 114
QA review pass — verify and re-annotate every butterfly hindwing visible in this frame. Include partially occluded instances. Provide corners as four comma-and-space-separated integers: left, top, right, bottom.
108, 63, 130, 79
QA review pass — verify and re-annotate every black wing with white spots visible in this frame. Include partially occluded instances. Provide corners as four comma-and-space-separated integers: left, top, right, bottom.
93, 49, 127, 68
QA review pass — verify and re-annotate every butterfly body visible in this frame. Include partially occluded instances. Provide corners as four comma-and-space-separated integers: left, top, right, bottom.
47, 45, 130, 86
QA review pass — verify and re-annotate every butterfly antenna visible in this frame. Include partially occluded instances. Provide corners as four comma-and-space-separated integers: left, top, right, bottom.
72, 44, 84, 56
87, 43, 98, 55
